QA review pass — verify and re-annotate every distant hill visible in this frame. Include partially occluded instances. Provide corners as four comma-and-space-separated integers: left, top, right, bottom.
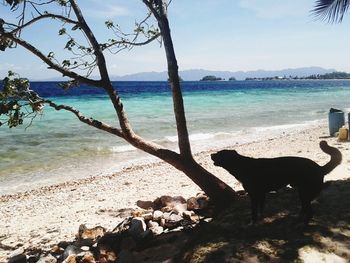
110, 67, 336, 81
37, 67, 337, 81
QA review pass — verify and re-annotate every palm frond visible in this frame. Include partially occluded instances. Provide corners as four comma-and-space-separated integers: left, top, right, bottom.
313, 0, 350, 23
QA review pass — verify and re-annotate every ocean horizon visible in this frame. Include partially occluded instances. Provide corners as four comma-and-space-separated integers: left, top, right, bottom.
1, 80, 350, 194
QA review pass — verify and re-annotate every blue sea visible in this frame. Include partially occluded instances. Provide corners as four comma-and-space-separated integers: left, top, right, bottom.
1, 80, 350, 194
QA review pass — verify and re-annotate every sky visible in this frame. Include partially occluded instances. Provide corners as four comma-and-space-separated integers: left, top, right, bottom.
1, 0, 350, 80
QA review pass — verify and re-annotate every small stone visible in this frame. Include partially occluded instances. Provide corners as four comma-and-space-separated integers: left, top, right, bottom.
142, 213, 153, 221
51, 245, 64, 255
136, 200, 154, 210
160, 218, 166, 227
163, 212, 171, 221
154, 196, 187, 212
106, 251, 117, 262
82, 253, 95, 263
164, 220, 183, 229
9, 248, 24, 258
63, 245, 81, 260
98, 256, 107, 263
170, 213, 183, 222
187, 197, 199, 210
36, 254, 57, 263
80, 246, 90, 251
130, 210, 145, 218
153, 210, 163, 221
170, 226, 184, 232
150, 226, 164, 235
114, 208, 135, 218
190, 215, 201, 223
76, 252, 86, 260
153, 196, 173, 208
182, 211, 194, 220
172, 196, 187, 204
172, 203, 187, 214
98, 257, 107, 263
77, 225, 106, 241
112, 217, 132, 233
147, 220, 159, 228
1, 237, 22, 249
62, 255, 76, 263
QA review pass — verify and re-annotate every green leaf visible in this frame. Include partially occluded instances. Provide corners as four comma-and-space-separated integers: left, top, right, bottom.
105, 20, 114, 29
5, 0, 22, 10
62, 60, 71, 67
47, 52, 55, 58
58, 28, 66, 35
0, 72, 42, 128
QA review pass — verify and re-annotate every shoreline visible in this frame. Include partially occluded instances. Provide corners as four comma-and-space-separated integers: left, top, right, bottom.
1, 122, 350, 257
0, 119, 327, 195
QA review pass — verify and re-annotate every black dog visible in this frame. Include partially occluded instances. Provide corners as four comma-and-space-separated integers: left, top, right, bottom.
211, 141, 342, 224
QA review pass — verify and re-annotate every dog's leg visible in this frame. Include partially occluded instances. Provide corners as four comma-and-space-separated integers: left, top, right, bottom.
249, 194, 259, 224
299, 190, 313, 224
258, 194, 266, 219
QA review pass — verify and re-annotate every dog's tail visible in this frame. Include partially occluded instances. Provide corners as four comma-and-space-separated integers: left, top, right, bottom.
319, 140, 342, 175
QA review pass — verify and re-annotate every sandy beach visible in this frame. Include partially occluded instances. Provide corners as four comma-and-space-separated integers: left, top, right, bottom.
1, 122, 350, 259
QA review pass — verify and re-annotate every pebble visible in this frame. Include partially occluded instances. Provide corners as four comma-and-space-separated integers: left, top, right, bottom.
36, 254, 57, 263
153, 210, 163, 221
8, 248, 24, 258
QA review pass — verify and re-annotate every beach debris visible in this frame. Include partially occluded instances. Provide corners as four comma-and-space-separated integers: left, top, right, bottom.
1, 193, 213, 263
135, 200, 153, 210
36, 254, 57, 263
76, 225, 105, 241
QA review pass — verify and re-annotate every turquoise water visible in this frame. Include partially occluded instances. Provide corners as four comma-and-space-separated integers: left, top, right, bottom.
1, 80, 350, 194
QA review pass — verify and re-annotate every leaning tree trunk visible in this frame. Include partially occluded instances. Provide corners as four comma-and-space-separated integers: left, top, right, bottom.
151, 4, 237, 204
74, 0, 237, 204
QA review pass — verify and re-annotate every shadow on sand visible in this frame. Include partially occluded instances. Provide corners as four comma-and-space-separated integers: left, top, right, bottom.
133, 179, 350, 262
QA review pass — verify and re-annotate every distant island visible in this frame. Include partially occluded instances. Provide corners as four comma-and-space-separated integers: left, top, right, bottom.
245, 71, 350, 81
40, 67, 338, 81
200, 75, 223, 81
199, 75, 237, 81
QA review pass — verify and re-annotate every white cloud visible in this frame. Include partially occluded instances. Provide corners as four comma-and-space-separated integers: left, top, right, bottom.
238, 0, 313, 19
82, 4, 130, 19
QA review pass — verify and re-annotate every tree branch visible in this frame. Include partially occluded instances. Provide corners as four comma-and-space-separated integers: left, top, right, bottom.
68, 0, 138, 138
103, 33, 160, 51
9, 13, 78, 34
43, 99, 178, 162
44, 99, 125, 137
69, 0, 110, 82
2, 32, 103, 87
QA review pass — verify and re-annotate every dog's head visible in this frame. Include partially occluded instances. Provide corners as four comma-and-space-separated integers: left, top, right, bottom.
211, 149, 239, 168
